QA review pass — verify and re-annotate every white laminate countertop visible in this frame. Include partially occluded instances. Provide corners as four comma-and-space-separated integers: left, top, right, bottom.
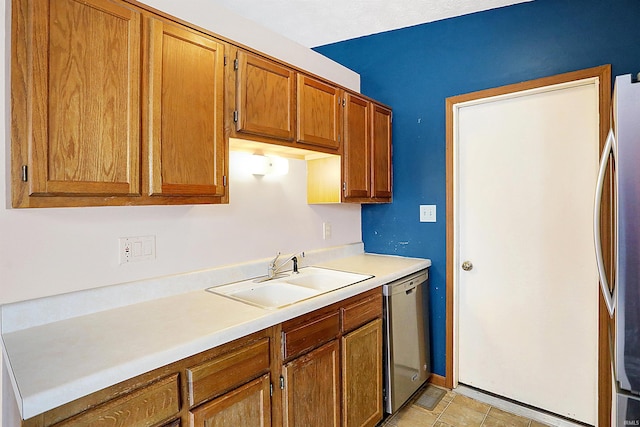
1, 252, 430, 420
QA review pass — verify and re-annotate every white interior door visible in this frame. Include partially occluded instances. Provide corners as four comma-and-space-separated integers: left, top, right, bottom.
455, 80, 600, 424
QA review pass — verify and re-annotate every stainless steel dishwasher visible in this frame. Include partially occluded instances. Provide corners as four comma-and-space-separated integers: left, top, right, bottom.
382, 269, 430, 413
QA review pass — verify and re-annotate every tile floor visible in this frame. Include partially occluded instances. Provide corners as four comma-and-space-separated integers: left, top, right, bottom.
380, 386, 552, 427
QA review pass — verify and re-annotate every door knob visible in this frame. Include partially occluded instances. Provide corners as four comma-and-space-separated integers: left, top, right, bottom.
462, 261, 473, 271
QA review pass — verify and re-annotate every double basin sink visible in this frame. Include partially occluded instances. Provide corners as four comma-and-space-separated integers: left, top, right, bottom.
207, 267, 372, 309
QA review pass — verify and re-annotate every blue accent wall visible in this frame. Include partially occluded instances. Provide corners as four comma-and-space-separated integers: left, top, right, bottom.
315, 0, 640, 377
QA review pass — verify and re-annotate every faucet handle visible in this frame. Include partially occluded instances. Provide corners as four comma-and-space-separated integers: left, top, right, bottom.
270, 252, 281, 267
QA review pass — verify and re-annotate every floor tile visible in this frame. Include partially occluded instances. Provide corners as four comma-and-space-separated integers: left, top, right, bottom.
484, 407, 531, 427
377, 385, 559, 427
392, 405, 439, 427
439, 400, 487, 427
452, 394, 491, 414
429, 398, 450, 415
530, 421, 551, 427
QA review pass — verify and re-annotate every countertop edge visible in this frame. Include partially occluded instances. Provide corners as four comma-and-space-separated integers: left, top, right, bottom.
6, 254, 431, 420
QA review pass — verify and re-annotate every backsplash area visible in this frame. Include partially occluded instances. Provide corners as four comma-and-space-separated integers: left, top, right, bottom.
0, 154, 361, 306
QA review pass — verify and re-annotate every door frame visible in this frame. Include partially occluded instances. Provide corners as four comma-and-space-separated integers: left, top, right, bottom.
444, 65, 612, 426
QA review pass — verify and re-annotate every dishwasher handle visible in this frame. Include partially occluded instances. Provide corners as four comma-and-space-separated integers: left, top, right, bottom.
383, 270, 428, 296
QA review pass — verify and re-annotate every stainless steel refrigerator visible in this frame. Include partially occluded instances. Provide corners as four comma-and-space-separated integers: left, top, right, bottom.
595, 73, 640, 426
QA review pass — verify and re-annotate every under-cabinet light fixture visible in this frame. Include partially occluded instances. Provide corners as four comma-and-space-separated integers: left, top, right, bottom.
250, 154, 289, 176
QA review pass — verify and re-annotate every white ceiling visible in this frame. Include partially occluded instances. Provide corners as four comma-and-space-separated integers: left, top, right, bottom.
210, 0, 533, 48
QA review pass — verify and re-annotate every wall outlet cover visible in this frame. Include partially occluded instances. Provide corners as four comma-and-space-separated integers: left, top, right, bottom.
119, 235, 156, 264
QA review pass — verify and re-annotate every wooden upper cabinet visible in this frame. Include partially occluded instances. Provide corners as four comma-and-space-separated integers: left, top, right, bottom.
297, 75, 342, 152
147, 18, 226, 197
11, 0, 142, 206
234, 51, 296, 141
371, 103, 393, 200
343, 93, 371, 200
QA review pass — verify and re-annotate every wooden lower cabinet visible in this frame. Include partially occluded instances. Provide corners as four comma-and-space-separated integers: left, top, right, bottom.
190, 374, 271, 427
342, 319, 383, 427
20, 289, 384, 427
53, 374, 181, 427
280, 288, 383, 427
282, 340, 340, 427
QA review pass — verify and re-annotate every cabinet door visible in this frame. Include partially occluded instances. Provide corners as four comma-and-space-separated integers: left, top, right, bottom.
147, 18, 225, 197
235, 51, 295, 141
14, 0, 141, 203
297, 75, 341, 151
282, 340, 340, 427
343, 93, 371, 200
190, 374, 271, 427
371, 104, 392, 200
342, 319, 383, 427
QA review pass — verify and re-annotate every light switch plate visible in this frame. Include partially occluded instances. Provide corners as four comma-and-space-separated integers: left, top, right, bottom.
119, 235, 156, 264
420, 205, 436, 223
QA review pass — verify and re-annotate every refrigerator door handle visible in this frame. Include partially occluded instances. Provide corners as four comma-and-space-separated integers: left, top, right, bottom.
594, 129, 616, 317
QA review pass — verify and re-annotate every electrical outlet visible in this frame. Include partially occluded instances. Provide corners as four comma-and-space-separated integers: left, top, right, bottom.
420, 205, 436, 223
323, 222, 332, 240
119, 236, 156, 264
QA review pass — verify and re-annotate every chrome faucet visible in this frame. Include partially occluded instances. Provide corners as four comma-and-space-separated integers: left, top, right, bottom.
267, 251, 305, 279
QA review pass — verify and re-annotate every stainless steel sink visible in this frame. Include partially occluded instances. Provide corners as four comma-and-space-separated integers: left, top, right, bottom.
207, 267, 372, 309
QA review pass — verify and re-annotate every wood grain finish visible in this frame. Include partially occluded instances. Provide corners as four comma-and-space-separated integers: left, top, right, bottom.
282, 311, 340, 361
147, 17, 226, 197
282, 340, 341, 427
341, 319, 383, 427
19, 289, 385, 426
187, 338, 270, 407
297, 75, 341, 151
12, 0, 391, 208
190, 374, 271, 427
55, 374, 180, 427
343, 93, 371, 200
371, 103, 393, 201
236, 51, 296, 141
341, 292, 382, 333
12, 0, 141, 205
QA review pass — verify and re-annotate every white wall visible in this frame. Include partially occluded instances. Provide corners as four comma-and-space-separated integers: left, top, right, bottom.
139, 0, 361, 92
0, 1, 362, 424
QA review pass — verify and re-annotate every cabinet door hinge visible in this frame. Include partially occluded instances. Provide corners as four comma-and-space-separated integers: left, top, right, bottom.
223, 175, 227, 187
279, 375, 284, 389
270, 382, 273, 396
224, 55, 227, 66
234, 58, 239, 70
390, 111, 393, 124
21, 165, 28, 182
233, 110, 238, 122
343, 182, 346, 192
342, 98, 346, 107
338, 134, 341, 143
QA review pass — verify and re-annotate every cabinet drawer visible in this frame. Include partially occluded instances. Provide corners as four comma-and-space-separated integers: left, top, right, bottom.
55, 374, 180, 427
187, 338, 270, 407
283, 311, 340, 360
342, 292, 382, 333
